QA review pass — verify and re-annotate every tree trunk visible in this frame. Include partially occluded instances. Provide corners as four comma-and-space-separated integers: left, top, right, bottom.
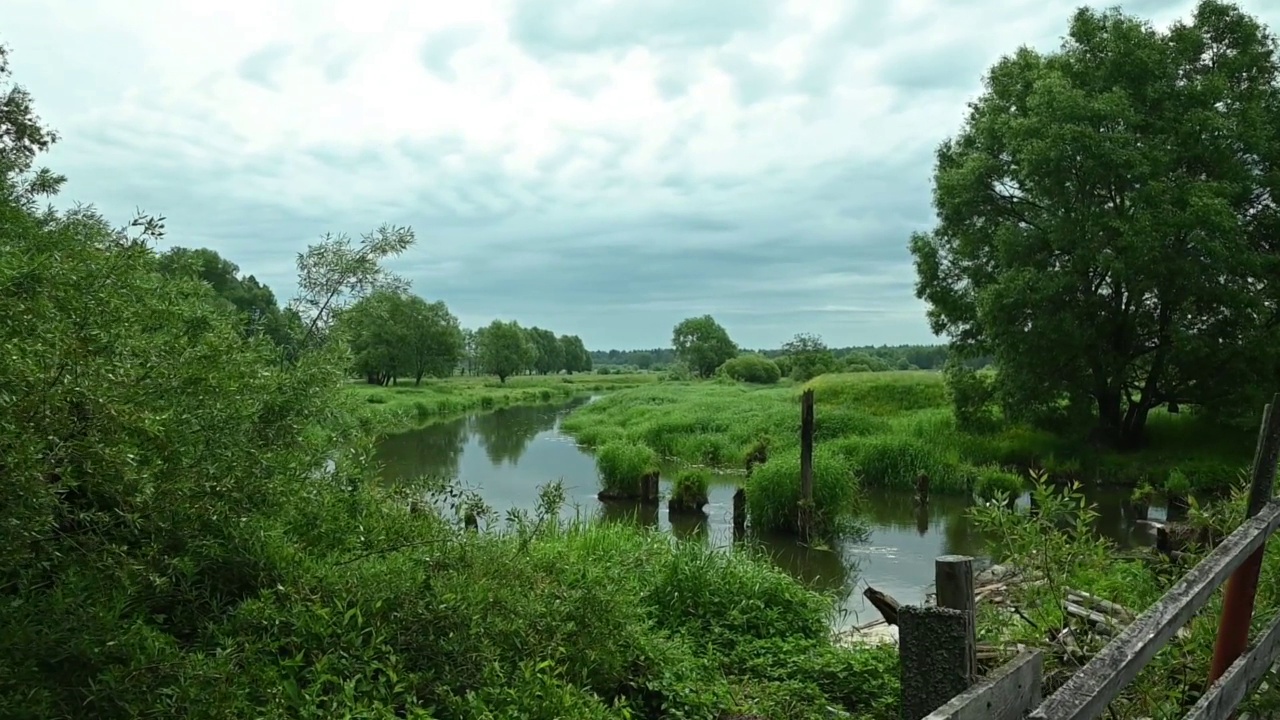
498, 374, 507, 384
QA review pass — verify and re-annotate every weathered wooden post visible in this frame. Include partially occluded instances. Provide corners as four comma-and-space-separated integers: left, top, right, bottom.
798, 388, 815, 541
936, 555, 978, 686
732, 487, 747, 542
1209, 394, 1280, 686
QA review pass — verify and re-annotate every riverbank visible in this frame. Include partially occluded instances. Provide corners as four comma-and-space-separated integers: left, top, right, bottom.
559, 372, 1255, 494
346, 372, 656, 433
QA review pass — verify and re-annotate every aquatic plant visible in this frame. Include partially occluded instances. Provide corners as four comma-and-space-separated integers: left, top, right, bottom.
746, 447, 861, 538
669, 468, 711, 514
595, 441, 659, 498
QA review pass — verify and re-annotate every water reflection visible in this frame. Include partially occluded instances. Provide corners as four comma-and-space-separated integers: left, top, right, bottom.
472, 402, 565, 467
375, 397, 1163, 630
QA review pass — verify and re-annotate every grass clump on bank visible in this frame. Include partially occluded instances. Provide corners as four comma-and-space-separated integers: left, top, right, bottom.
596, 441, 659, 498
562, 371, 1256, 494
747, 447, 862, 537
348, 372, 655, 433
669, 468, 711, 514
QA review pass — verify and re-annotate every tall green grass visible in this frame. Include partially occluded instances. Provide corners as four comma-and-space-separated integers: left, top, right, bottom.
561, 372, 1255, 495
595, 441, 659, 498
747, 447, 862, 537
670, 468, 711, 513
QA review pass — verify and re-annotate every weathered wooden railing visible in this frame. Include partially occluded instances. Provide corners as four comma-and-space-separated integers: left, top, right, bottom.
903, 394, 1280, 720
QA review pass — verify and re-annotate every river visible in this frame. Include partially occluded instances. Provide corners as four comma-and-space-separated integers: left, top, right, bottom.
375, 395, 1165, 630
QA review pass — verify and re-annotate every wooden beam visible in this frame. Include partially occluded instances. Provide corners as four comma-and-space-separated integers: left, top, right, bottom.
1028, 500, 1280, 720
1186, 610, 1280, 720
923, 650, 1044, 720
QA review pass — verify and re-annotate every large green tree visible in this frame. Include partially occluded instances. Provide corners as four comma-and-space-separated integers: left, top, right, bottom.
672, 315, 737, 378
526, 326, 564, 374
781, 333, 837, 382
477, 320, 535, 383
910, 0, 1280, 447
400, 296, 464, 384
558, 334, 591, 374
156, 246, 300, 348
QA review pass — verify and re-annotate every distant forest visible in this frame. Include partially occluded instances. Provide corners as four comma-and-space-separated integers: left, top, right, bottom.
589, 344, 991, 372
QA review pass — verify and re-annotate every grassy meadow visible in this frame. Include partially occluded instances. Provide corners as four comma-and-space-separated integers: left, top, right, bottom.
347, 371, 656, 431
560, 371, 1257, 495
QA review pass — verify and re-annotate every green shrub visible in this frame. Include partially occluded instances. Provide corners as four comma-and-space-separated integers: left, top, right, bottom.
974, 466, 1024, 501
1165, 467, 1192, 496
595, 441, 658, 497
746, 447, 860, 537
669, 469, 711, 513
944, 361, 996, 431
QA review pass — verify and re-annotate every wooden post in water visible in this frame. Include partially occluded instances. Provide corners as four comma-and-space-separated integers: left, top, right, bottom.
798, 389, 815, 541
1209, 394, 1280, 687
935, 555, 978, 686
732, 487, 747, 542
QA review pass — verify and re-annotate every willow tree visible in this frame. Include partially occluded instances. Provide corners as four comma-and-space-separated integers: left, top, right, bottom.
911, 0, 1280, 447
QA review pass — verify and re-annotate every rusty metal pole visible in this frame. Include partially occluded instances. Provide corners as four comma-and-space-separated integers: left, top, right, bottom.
1208, 395, 1280, 686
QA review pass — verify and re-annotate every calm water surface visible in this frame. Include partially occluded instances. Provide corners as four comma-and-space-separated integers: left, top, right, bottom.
375, 396, 1163, 630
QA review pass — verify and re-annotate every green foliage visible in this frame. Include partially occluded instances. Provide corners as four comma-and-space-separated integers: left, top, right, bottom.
911, 0, 1280, 448
669, 469, 710, 513
746, 447, 860, 537
671, 315, 737, 378
1165, 467, 1193, 496
476, 319, 535, 383
838, 436, 972, 493
719, 353, 782, 384
340, 289, 464, 385
782, 332, 838, 381
559, 334, 592, 374
944, 361, 997, 432
526, 326, 564, 374
973, 466, 1023, 501
156, 246, 300, 348
969, 474, 1280, 716
595, 441, 659, 497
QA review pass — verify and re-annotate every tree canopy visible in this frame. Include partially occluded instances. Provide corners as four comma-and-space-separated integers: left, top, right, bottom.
672, 315, 738, 378
340, 290, 464, 385
476, 320, 536, 383
911, 0, 1280, 447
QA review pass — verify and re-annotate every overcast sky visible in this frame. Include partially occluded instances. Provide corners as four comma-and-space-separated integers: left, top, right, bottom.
6, 0, 1278, 350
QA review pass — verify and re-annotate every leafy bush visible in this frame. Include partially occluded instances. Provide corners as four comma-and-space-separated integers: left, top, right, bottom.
746, 447, 860, 537
595, 441, 658, 497
944, 361, 996, 431
719, 353, 782, 384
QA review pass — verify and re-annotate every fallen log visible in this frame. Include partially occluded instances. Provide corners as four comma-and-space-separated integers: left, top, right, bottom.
1065, 588, 1135, 622
863, 586, 901, 626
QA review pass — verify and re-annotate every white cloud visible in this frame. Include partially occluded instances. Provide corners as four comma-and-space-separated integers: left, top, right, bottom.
4, 0, 1279, 348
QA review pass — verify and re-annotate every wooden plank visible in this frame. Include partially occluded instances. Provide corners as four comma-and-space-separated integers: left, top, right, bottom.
936, 555, 977, 685
1028, 500, 1280, 720
1187, 611, 1280, 720
923, 650, 1043, 720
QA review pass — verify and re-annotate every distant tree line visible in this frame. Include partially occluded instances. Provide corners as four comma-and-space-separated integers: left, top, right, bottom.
152, 247, 592, 385
589, 334, 990, 374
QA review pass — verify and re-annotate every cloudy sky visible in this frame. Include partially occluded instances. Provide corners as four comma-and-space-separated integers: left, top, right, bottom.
6, 0, 1278, 350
